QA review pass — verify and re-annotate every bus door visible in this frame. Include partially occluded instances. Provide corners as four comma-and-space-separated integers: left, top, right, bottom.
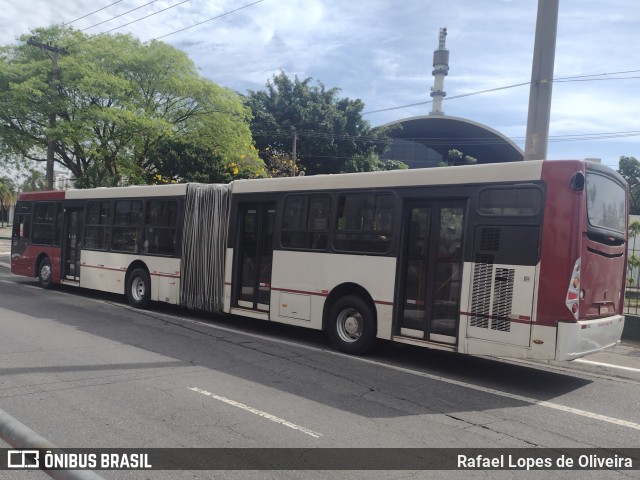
398, 201, 465, 344
62, 207, 83, 281
233, 203, 276, 311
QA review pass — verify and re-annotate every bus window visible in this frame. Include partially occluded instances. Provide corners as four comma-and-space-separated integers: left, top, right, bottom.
281, 195, 330, 250
144, 199, 178, 256
12, 214, 30, 241
334, 193, 393, 254
112, 200, 143, 253
586, 172, 626, 235
478, 187, 542, 216
31, 202, 56, 245
85, 201, 112, 250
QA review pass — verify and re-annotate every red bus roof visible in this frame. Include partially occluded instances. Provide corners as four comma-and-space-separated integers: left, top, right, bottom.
17, 190, 66, 201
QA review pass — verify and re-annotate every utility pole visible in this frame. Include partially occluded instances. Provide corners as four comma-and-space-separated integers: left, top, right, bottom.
291, 127, 297, 177
27, 37, 67, 189
524, 0, 559, 161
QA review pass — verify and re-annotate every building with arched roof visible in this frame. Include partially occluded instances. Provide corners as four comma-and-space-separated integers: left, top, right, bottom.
381, 115, 524, 169
380, 28, 524, 169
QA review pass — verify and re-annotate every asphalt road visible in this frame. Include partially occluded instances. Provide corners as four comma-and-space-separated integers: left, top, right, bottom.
1, 239, 640, 480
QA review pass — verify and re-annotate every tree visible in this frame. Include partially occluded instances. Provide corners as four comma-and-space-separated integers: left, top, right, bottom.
0, 176, 17, 227
628, 220, 640, 287
0, 25, 264, 187
246, 72, 392, 175
440, 149, 478, 167
618, 156, 640, 215
19, 169, 46, 192
343, 153, 408, 173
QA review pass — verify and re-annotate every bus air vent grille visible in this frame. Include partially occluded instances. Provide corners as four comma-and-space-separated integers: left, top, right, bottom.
470, 262, 493, 328
480, 227, 501, 252
491, 268, 514, 332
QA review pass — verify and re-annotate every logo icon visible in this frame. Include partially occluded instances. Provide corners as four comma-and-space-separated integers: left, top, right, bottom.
7, 450, 40, 469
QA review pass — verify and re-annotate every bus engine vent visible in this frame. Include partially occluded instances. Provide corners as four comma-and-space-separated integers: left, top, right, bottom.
491, 268, 514, 332
480, 227, 501, 252
470, 262, 493, 328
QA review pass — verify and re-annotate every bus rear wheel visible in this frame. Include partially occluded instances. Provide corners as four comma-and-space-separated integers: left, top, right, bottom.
38, 257, 53, 289
327, 295, 376, 355
126, 268, 151, 308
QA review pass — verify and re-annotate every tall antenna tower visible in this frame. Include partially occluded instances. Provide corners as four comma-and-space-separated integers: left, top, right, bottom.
430, 27, 449, 115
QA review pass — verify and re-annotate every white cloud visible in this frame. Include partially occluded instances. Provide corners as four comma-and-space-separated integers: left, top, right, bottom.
1, 0, 639, 165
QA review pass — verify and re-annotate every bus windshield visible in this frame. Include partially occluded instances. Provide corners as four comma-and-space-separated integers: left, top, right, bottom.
586, 172, 626, 235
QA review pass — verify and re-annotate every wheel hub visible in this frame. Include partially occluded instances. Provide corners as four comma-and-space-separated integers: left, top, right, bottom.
344, 316, 359, 335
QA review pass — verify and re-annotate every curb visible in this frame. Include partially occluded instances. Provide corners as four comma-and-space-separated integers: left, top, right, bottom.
0, 408, 104, 480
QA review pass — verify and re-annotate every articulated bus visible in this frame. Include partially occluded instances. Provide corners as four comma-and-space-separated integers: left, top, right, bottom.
11, 160, 628, 361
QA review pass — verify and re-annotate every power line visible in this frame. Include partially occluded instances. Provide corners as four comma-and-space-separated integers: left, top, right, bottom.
252, 129, 640, 145
64, 0, 125, 26
148, 0, 266, 42
363, 69, 640, 115
99, 0, 191, 36
79, 0, 161, 32
67, 0, 263, 49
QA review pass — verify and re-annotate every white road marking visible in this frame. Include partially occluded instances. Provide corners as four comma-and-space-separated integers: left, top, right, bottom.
188, 387, 322, 438
575, 358, 640, 373
0, 261, 10, 268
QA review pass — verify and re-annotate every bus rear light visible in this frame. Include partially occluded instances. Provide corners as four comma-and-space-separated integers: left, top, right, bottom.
565, 258, 581, 320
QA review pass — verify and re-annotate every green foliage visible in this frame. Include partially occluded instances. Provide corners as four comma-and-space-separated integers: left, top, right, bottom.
263, 149, 299, 178
439, 149, 478, 167
0, 176, 17, 226
150, 138, 265, 184
0, 25, 263, 187
618, 156, 640, 214
342, 153, 408, 173
19, 169, 46, 192
246, 72, 391, 175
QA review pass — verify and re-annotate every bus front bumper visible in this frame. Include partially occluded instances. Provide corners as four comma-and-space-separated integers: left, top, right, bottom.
555, 315, 625, 361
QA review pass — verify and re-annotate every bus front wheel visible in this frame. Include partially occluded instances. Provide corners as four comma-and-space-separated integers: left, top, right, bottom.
126, 268, 151, 308
327, 295, 376, 355
38, 257, 53, 289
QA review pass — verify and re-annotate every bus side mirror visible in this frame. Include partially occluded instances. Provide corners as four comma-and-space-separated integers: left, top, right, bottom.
570, 172, 585, 191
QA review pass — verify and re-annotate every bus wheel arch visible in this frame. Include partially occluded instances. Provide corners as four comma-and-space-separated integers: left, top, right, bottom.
36, 254, 53, 289
125, 262, 151, 309
323, 283, 377, 355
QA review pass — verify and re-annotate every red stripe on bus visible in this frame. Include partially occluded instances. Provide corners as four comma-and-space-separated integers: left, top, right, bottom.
80, 263, 180, 278
150, 272, 181, 279
272, 286, 392, 306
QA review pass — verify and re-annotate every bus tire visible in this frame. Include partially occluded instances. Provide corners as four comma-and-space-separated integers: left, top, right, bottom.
38, 257, 53, 289
126, 268, 151, 309
327, 295, 376, 355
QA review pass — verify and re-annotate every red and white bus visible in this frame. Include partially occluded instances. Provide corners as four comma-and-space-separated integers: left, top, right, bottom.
11, 159, 628, 361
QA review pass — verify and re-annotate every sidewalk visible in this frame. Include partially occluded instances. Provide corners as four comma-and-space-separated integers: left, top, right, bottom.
0, 226, 10, 239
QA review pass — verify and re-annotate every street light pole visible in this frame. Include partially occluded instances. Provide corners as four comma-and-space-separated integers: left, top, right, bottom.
27, 37, 67, 189
524, 0, 559, 161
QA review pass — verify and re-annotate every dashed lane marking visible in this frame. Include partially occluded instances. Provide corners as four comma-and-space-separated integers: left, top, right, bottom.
188, 387, 322, 438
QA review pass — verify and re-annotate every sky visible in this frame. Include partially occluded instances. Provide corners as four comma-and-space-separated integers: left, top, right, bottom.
1, 0, 639, 172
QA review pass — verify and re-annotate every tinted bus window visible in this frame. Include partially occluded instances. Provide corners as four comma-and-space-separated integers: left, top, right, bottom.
586, 172, 626, 234
85, 201, 112, 250
478, 188, 542, 216
335, 193, 393, 253
281, 195, 330, 250
144, 199, 178, 256
31, 202, 56, 245
112, 200, 143, 252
